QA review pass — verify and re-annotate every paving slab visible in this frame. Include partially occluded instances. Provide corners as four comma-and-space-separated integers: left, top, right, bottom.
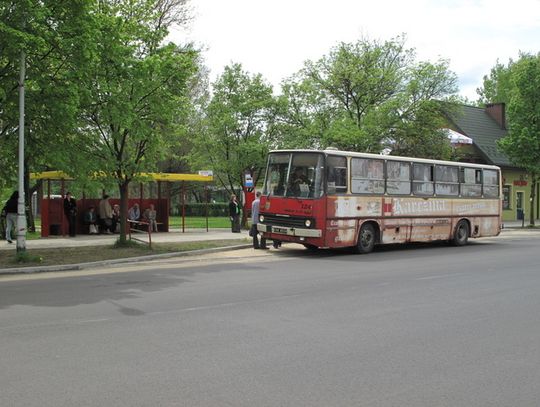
0, 228, 247, 251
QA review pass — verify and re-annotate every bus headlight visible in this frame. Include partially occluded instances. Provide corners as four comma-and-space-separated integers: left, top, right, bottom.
305, 219, 312, 228
259, 215, 265, 223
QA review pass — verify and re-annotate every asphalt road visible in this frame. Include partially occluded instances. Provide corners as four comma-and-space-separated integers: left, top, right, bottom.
1, 230, 540, 407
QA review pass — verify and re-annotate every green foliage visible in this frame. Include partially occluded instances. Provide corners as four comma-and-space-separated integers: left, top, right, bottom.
0, 0, 95, 189
191, 63, 276, 197
75, 1, 198, 183
277, 35, 458, 159
485, 53, 540, 225
477, 59, 515, 104
499, 55, 540, 174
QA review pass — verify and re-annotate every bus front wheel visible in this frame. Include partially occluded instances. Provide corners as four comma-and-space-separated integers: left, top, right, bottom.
355, 223, 376, 254
452, 220, 470, 246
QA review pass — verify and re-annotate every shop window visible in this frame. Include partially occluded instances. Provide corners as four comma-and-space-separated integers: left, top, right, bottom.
502, 185, 511, 209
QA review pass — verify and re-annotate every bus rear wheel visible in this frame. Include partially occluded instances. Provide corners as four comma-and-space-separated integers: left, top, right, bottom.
452, 220, 470, 246
354, 223, 376, 254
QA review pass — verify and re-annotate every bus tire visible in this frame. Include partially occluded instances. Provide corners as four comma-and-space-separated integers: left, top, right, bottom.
272, 240, 281, 249
452, 220, 469, 246
355, 223, 376, 254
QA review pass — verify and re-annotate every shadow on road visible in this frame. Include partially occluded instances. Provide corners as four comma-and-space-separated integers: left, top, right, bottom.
266, 238, 508, 264
0, 262, 267, 311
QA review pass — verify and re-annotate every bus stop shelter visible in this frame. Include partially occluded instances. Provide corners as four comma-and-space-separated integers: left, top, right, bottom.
30, 171, 214, 237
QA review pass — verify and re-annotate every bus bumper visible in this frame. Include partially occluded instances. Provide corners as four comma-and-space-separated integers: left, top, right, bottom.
257, 224, 322, 238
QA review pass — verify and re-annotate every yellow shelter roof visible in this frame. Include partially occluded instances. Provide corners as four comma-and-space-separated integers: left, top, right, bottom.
30, 171, 213, 182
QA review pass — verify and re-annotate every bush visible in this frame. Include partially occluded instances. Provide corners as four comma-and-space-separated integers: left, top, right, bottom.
174, 203, 230, 217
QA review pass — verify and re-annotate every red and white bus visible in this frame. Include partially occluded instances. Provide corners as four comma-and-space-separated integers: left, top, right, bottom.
257, 149, 502, 253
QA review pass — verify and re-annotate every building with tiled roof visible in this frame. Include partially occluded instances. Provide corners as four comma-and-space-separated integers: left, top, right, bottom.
446, 103, 538, 222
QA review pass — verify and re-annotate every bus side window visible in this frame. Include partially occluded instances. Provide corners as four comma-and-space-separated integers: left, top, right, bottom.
435, 165, 459, 196
461, 168, 482, 197
483, 169, 499, 198
327, 156, 348, 194
387, 161, 411, 195
412, 163, 434, 196
351, 158, 384, 194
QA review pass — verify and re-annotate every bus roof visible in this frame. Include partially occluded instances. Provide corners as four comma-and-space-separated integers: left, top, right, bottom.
268, 149, 501, 171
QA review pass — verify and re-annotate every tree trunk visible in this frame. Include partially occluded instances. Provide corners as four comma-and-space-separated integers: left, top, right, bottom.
26, 180, 42, 233
118, 180, 130, 244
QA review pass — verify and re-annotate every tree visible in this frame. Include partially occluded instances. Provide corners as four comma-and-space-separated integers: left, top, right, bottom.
477, 59, 515, 105
192, 63, 276, 210
277, 35, 458, 159
74, 0, 197, 243
494, 54, 540, 226
0, 0, 95, 229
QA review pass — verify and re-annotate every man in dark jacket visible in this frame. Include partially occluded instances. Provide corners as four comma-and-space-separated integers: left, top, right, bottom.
228, 194, 241, 233
2, 191, 18, 244
63, 192, 78, 237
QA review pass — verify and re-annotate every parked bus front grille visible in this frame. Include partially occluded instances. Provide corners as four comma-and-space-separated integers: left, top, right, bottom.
260, 214, 313, 228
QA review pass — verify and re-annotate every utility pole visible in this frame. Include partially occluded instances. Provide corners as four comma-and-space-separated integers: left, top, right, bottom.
17, 49, 27, 252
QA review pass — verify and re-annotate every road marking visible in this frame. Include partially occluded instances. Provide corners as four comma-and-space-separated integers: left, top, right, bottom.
415, 273, 463, 281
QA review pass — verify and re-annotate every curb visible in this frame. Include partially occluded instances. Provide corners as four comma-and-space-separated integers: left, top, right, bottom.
0, 244, 252, 275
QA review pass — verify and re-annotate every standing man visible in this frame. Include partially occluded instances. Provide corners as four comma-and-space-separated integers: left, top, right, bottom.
228, 194, 241, 233
99, 194, 113, 234
251, 191, 267, 249
63, 192, 78, 237
2, 191, 18, 244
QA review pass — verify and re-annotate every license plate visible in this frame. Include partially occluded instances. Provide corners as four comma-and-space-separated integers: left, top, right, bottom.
273, 227, 288, 234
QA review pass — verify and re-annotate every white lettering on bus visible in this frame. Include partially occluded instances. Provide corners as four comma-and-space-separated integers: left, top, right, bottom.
455, 202, 487, 213
393, 199, 447, 215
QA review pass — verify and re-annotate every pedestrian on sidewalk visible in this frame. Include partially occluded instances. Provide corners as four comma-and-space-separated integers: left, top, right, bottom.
99, 194, 113, 234
229, 194, 241, 233
250, 191, 267, 249
83, 206, 99, 234
63, 192, 78, 237
2, 191, 18, 244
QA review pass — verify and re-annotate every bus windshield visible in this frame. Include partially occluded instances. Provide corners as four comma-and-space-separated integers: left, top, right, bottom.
263, 152, 324, 198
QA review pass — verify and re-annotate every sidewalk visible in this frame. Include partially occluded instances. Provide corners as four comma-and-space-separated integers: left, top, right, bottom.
1, 222, 536, 252
0, 228, 248, 251
502, 221, 539, 229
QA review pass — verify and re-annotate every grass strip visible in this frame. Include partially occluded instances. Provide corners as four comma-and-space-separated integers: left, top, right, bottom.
0, 239, 249, 269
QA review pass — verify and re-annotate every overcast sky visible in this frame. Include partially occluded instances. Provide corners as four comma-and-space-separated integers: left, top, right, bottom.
172, 0, 540, 100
